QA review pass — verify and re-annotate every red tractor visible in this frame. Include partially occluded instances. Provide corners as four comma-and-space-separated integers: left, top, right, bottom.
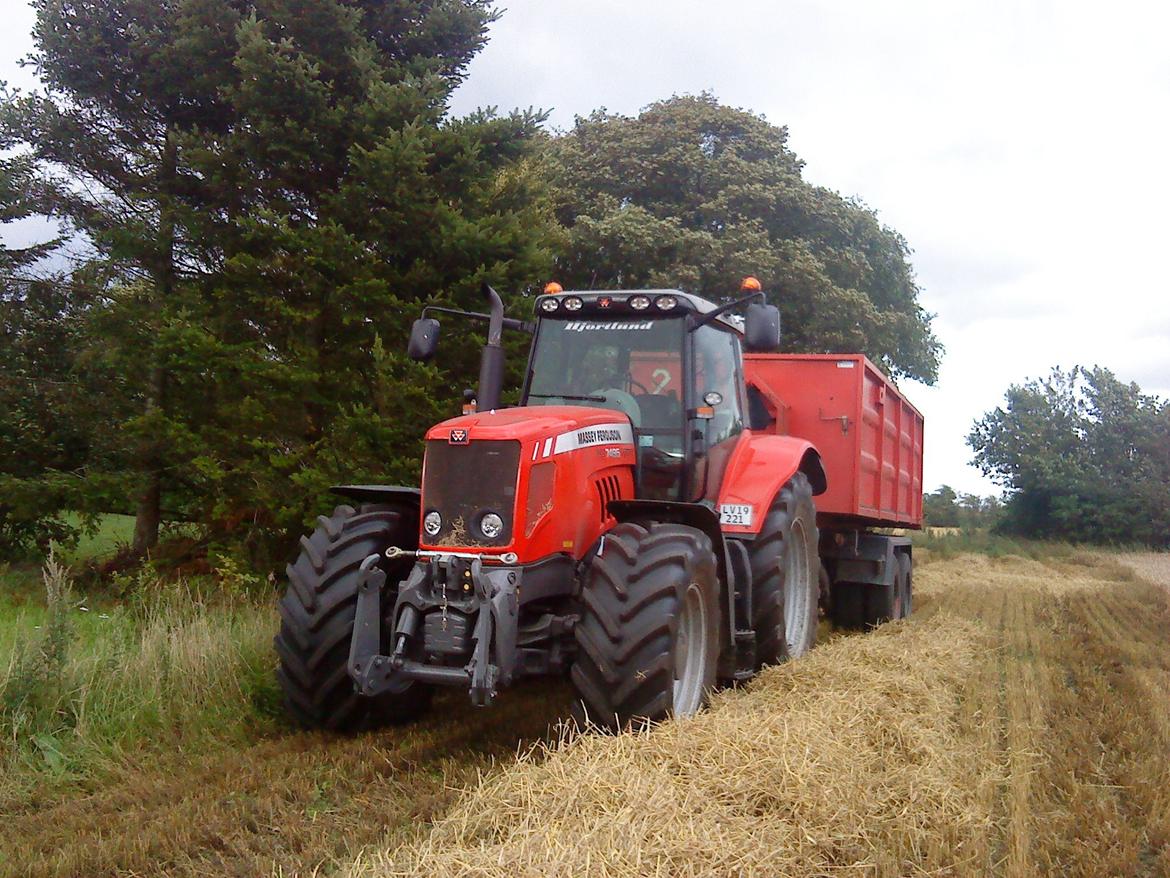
276, 281, 923, 731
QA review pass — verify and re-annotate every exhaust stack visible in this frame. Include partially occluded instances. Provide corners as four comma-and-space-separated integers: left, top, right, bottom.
477, 282, 505, 411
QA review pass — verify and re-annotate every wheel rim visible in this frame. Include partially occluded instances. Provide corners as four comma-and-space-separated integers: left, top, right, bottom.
783, 519, 812, 655
672, 580, 709, 716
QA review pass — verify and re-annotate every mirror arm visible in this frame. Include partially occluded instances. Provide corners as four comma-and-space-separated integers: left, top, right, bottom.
688, 291, 765, 331
420, 305, 533, 334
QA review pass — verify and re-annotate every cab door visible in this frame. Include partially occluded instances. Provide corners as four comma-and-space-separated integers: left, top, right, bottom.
688, 324, 748, 503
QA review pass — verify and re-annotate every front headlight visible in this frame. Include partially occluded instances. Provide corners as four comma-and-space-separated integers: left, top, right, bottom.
423, 510, 442, 537
478, 512, 504, 540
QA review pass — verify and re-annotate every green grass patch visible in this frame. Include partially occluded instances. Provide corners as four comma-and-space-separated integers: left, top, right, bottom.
56, 512, 137, 564
0, 559, 282, 805
915, 528, 1081, 562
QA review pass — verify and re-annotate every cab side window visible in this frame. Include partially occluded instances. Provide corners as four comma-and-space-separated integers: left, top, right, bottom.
693, 325, 745, 446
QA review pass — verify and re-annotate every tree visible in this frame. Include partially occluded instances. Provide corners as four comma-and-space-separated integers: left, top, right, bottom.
3, 0, 556, 565
544, 94, 942, 384
924, 485, 960, 527
969, 367, 1170, 546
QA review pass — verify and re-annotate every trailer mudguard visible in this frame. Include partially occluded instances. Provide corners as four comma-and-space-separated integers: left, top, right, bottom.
716, 432, 826, 537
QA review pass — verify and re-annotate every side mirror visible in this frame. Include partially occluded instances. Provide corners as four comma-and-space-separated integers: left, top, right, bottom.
407, 317, 440, 361
744, 303, 781, 353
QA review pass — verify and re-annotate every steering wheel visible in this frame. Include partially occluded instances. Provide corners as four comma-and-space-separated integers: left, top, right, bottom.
626, 376, 650, 395
589, 388, 642, 427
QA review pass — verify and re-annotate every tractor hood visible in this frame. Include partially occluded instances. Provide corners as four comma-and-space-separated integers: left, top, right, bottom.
419, 406, 637, 559
425, 405, 634, 450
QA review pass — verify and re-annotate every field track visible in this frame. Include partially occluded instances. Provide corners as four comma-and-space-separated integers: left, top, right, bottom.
3, 550, 1168, 877
0, 681, 574, 877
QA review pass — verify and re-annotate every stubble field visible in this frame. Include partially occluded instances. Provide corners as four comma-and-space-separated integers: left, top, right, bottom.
2, 547, 1168, 877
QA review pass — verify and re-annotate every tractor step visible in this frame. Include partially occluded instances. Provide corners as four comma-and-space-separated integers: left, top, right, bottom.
733, 628, 757, 682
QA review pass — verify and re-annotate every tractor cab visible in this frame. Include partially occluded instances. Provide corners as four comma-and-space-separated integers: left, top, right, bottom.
522, 288, 771, 504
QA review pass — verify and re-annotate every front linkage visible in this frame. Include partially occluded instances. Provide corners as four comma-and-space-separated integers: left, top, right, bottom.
348, 549, 573, 706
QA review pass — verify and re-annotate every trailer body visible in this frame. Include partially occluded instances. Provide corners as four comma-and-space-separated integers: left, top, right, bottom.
744, 353, 924, 529
743, 353, 922, 627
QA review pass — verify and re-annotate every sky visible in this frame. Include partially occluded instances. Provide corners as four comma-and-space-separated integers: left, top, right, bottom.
3, 0, 1168, 496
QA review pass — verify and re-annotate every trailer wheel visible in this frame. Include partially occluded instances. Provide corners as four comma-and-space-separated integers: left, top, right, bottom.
275, 504, 431, 731
862, 551, 909, 626
571, 522, 720, 731
749, 472, 820, 663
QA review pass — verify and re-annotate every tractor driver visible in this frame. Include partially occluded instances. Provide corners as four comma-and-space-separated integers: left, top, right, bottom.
576, 344, 642, 426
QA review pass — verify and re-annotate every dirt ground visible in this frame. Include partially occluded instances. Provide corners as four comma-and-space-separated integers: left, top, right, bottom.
4, 551, 1169, 877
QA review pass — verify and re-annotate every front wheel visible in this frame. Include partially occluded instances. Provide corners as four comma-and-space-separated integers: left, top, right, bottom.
275, 504, 432, 731
571, 522, 721, 731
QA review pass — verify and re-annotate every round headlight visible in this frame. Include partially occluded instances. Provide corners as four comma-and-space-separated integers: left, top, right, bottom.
423, 511, 442, 537
479, 512, 504, 539
654, 295, 678, 311
563, 296, 584, 312
539, 297, 560, 313
629, 295, 651, 311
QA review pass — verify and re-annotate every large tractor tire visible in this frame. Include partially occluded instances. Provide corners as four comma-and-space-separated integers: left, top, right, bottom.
571, 522, 721, 732
275, 504, 431, 732
748, 472, 820, 664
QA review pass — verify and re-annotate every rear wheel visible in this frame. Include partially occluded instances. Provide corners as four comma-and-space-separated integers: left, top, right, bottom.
861, 551, 910, 626
571, 522, 720, 731
275, 504, 432, 731
749, 473, 819, 664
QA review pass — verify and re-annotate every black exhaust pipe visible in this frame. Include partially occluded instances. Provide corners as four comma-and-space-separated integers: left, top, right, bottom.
476, 282, 505, 411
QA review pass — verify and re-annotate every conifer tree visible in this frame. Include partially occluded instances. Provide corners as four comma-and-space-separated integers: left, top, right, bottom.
4, 0, 555, 563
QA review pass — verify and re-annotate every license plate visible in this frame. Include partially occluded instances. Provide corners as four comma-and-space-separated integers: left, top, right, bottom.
719, 504, 754, 527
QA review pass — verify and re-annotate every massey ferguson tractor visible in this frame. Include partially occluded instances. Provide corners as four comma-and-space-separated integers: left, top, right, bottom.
275, 280, 923, 731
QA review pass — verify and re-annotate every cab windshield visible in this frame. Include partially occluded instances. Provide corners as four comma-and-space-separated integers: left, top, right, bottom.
523, 317, 684, 430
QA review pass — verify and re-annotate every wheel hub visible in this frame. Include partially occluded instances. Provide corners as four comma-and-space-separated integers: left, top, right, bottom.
673, 580, 709, 716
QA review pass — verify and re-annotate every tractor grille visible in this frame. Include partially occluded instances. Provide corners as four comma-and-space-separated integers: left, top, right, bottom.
422, 439, 520, 546
594, 474, 622, 523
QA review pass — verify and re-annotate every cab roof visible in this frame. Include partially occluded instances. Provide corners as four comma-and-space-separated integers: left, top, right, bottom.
533, 289, 745, 332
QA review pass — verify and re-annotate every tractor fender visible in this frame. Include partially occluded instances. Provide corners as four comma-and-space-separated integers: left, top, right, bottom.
330, 485, 421, 512
717, 433, 826, 537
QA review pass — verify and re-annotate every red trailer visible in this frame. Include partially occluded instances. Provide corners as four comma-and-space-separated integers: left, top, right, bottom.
745, 353, 922, 628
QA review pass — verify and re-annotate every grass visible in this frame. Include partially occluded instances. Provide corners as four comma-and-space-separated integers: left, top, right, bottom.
0, 559, 281, 806
55, 512, 137, 565
1, 542, 1167, 876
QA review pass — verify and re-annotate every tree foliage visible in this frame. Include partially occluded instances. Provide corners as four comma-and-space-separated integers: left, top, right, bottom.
544, 94, 941, 384
2, 0, 556, 564
2, 10, 942, 570
923, 485, 1003, 529
969, 367, 1170, 546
